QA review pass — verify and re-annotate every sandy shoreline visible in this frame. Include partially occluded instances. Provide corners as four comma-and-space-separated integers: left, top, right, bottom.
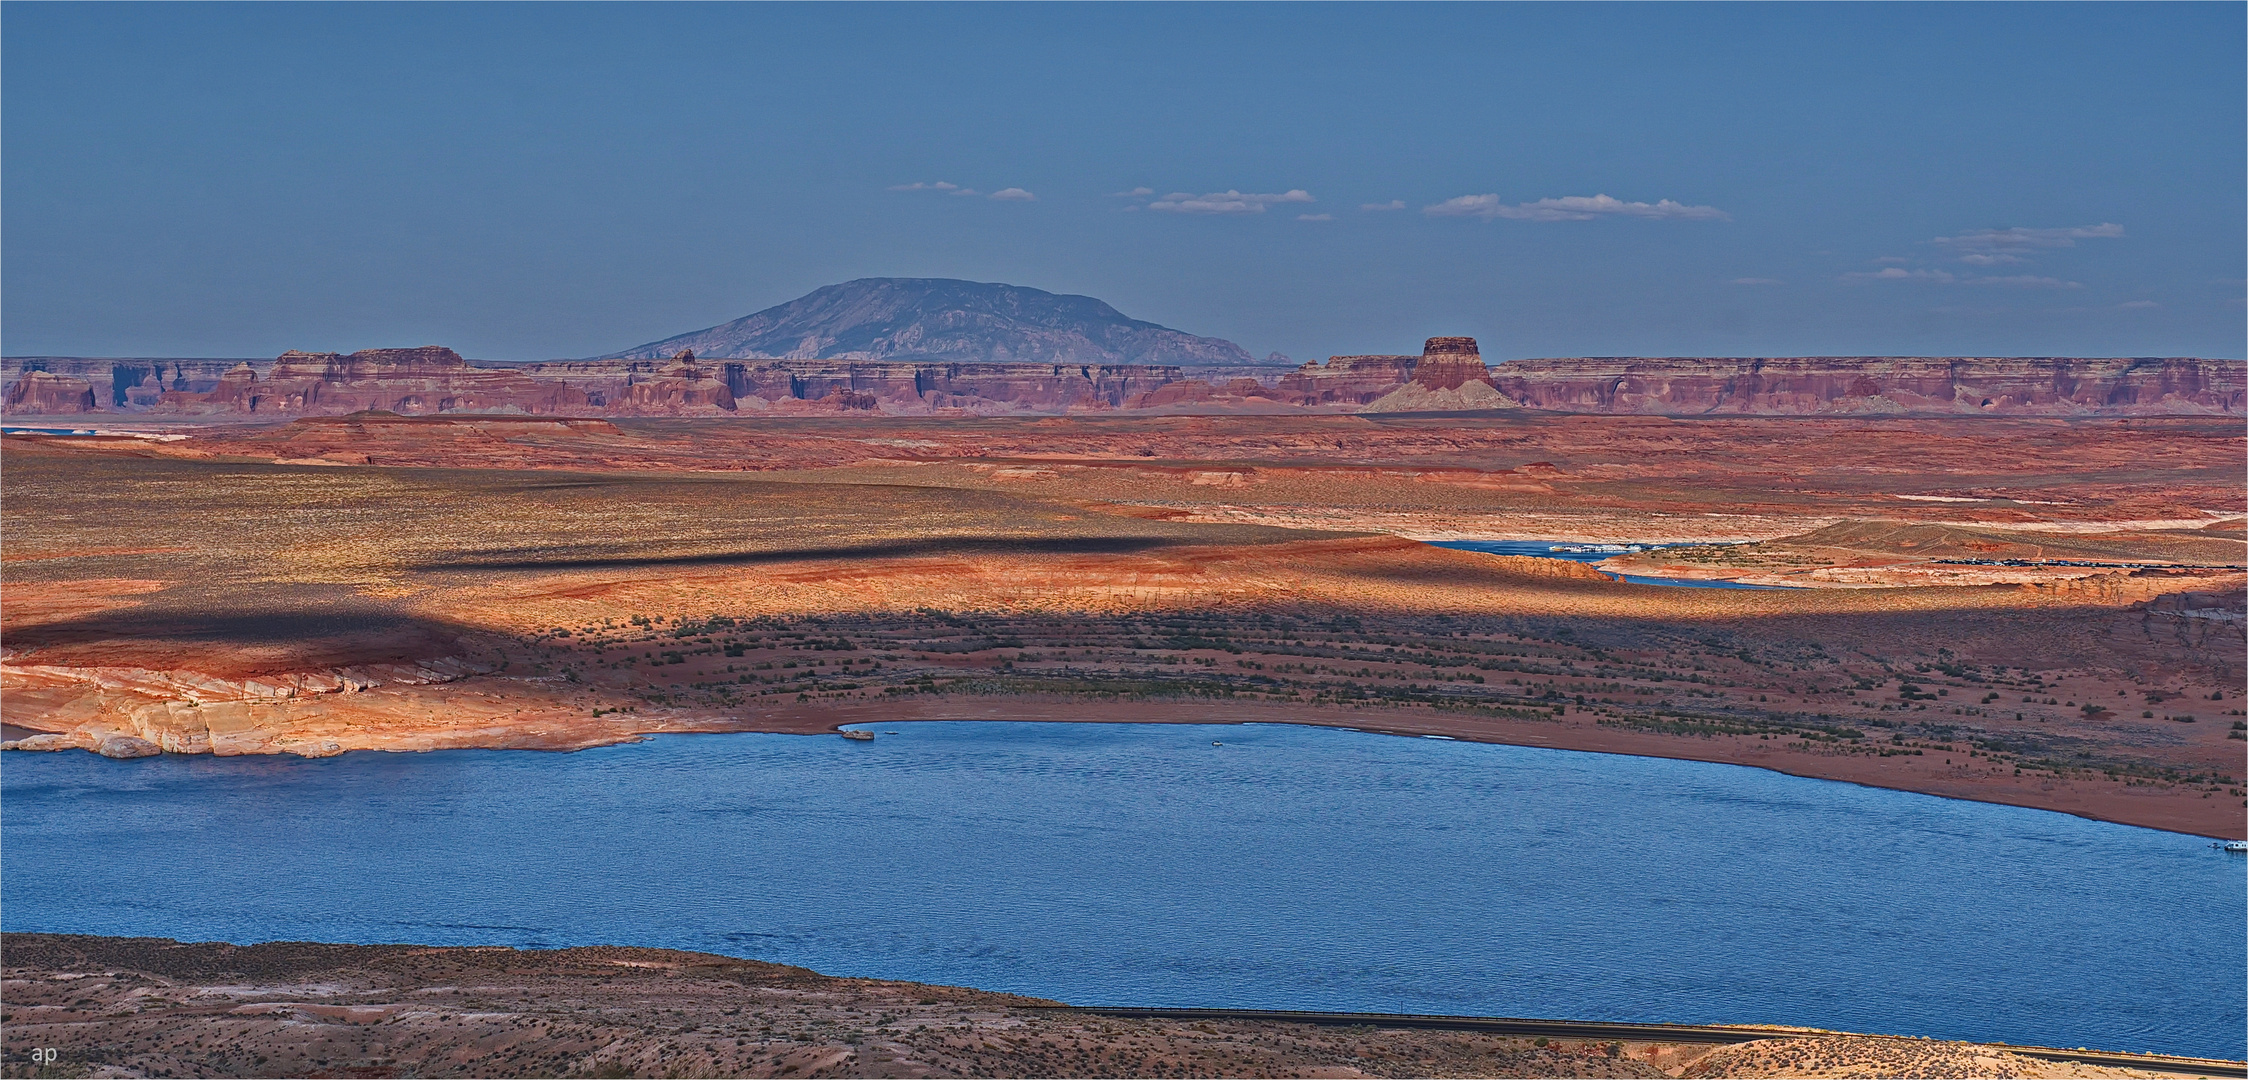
10, 692, 2235, 840
666, 697, 2245, 841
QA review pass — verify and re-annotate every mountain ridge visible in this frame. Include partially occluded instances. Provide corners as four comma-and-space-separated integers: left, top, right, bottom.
599, 278, 1255, 366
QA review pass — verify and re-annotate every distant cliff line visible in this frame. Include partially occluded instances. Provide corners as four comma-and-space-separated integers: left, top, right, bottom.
6, 345, 2239, 417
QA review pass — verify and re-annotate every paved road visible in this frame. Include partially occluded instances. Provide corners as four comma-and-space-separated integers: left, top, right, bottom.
1025, 1006, 2246, 1078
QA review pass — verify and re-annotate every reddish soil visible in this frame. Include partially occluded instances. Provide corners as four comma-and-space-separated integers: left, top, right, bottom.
3, 415, 2241, 838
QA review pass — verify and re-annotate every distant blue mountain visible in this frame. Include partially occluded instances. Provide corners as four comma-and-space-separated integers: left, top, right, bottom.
602, 278, 1254, 366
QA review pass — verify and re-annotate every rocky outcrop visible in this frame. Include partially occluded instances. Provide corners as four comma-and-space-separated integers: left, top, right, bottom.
713, 359, 1188, 413
2140, 589, 2246, 623
2, 370, 99, 414
0, 653, 499, 758
1127, 377, 1284, 410
1274, 337, 1520, 412
1359, 338, 1521, 412
1485, 356, 2244, 415
1, 357, 263, 412
1409, 337, 1491, 390
128, 348, 597, 416
614, 351, 737, 414
7, 347, 2237, 418
1362, 379, 1518, 413
604, 277, 1256, 366
1272, 354, 1418, 407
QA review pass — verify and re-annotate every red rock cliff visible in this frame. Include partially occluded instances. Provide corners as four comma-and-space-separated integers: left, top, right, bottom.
2, 371, 100, 414
1412, 337, 1492, 390
6, 349, 2237, 418
1486, 356, 2242, 415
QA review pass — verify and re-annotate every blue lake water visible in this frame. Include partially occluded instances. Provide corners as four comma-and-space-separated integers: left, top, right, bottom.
3, 721, 2241, 1059
1431, 539, 1788, 589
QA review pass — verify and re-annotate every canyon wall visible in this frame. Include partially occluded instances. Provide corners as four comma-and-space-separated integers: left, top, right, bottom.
3, 349, 1191, 418
6, 347, 2237, 418
1486, 356, 2244, 416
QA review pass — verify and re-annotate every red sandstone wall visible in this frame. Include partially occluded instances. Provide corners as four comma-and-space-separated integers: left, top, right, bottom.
4, 347, 2236, 417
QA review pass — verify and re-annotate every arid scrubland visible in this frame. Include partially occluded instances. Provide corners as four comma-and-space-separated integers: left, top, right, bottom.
3, 412, 2241, 836
1, 935, 2221, 1080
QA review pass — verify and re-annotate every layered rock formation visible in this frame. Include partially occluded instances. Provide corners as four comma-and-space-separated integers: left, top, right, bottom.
1361, 337, 1521, 412
1267, 337, 1519, 413
605, 277, 1256, 366
2, 357, 265, 413
1, 352, 1201, 418
6, 346, 2236, 418
16, 347, 600, 417
2, 370, 99, 414
1486, 356, 2243, 415
1361, 379, 1517, 413
1409, 336, 1491, 390
720, 358, 1185, 412
1270, 354, 1419, 407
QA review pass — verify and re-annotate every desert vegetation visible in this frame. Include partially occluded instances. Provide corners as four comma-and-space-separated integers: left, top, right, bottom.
2, 413, 2241, 836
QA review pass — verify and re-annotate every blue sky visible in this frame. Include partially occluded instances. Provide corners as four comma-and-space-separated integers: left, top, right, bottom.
5, 3, 2241, 361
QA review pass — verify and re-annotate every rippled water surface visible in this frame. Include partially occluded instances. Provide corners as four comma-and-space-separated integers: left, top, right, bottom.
4, 722, 2241, 1058
1431, 539, 1790, 588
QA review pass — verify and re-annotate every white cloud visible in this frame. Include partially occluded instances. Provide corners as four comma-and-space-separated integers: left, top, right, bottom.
1109, 187, 1155, 198
2119, 300, 2160, 309
1728, 277, 1783, 286
1424, 193, 1729, 222
1958, 253, 2027, 266
1933, 223, 2124, 254
890, 181, 987, 196
988, 188, 1036, 201
1845, 267, 1958, 283
1148, 189, 1315, 215
1844, 267, 2082, 288
1963, 274, 2081, 289
1362, 200, 1407, 211
892, 180, 1011, 197
1296, 213, 1334, 221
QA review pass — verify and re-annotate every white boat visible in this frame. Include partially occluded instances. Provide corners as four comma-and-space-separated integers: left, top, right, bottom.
839, 730, 874, 741
2221, 840, 2248, 852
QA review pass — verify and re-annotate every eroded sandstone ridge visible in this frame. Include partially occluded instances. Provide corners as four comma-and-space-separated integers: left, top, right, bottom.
16, 276, 2234, 417
3, 349, 1200, 417
12, 345, 2232, 418
1486, 355, 2243, 415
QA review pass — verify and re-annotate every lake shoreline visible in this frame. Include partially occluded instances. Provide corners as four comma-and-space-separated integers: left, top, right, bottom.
8, 694, 2238, 839
11, 933, 2236, 1079
11, 720, 2239, 1063
703, 697, 2245, 841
